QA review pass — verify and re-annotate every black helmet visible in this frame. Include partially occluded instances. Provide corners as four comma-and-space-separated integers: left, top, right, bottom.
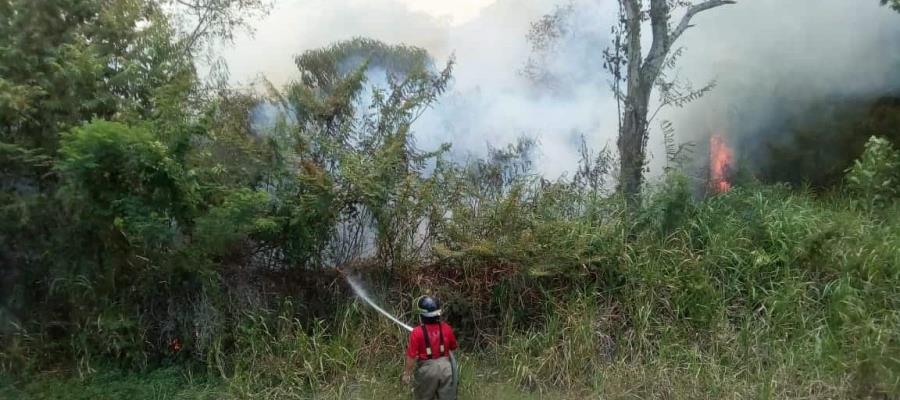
416, 295, 441, 317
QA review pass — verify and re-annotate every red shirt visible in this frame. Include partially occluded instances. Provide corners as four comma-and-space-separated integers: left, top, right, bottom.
406, 322, 458, 360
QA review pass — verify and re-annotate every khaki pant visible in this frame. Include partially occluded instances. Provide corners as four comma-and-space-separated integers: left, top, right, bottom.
413, 357, 456, 400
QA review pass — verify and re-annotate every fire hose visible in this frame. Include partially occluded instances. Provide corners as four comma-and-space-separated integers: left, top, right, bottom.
343, 271, 459, 394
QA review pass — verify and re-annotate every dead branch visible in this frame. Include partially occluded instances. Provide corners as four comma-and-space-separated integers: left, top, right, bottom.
671, 1, 737, 44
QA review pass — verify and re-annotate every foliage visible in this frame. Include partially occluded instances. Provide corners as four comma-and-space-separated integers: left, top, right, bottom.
845, 136, 900, 208
162, 0, 272, 55
0, 0, 267, 375
1, 23, 459, 375
59, 120, 196, 246
0, 0, 196, 150
264, 37, 455, 268
522, 4, 575, 92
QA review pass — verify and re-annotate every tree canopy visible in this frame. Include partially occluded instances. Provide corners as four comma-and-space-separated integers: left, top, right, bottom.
884, 0, 900, 12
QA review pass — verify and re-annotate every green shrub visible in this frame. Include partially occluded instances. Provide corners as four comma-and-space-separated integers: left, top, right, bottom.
58, 119, 196, 248
845, 136, 900, 208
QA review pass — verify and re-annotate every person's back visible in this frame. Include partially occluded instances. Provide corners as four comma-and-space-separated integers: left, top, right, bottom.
402, 296, 458, 400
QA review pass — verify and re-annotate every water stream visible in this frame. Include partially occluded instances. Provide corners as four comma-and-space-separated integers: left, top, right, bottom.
346, 273, 458, 389
345, 274, 413, 332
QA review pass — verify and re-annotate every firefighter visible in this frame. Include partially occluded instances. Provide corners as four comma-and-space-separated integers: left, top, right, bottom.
402, 295, 459, 400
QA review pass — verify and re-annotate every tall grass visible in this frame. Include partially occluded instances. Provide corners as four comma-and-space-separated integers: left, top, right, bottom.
5, 173, 899, 398
452, 179, 900, 398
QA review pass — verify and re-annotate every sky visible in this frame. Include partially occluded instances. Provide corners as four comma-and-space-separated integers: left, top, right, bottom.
220, 0, 900, 179
221, 0, 506, 85
395, 0, 498, 25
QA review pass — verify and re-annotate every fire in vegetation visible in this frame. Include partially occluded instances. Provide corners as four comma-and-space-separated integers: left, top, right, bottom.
709, 133, 734, 194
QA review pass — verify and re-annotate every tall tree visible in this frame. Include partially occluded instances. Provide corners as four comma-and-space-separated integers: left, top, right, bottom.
266, 38, 454, 268
614, 0, 735, 205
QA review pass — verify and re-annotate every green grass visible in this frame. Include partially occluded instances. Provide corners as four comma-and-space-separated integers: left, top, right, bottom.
0, 362, 560, 400
0, 367, 222, 400
0, 357, 856, 400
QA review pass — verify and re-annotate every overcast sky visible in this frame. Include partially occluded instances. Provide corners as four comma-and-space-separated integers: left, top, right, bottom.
220, 0, 900, 179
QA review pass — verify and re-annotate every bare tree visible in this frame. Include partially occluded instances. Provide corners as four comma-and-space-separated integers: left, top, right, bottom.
612, 0, 735, 206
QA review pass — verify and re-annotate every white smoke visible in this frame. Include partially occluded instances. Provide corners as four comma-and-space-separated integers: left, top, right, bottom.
667, 0, 900, 140
222, 0, 900, 179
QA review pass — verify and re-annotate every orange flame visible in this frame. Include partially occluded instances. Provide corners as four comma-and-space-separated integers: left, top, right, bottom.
168, 337, 182, 353
709, 133, 734, 193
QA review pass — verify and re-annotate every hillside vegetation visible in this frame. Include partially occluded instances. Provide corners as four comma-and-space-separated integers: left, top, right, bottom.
1, 1, 899, 399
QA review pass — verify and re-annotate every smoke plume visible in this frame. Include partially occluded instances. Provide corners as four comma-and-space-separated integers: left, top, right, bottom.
223, 0, 900, 181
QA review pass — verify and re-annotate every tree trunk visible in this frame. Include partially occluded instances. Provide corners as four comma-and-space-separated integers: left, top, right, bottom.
618, 86, 651, 206
618, 0, 649, 208
616, 0, 735, 207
